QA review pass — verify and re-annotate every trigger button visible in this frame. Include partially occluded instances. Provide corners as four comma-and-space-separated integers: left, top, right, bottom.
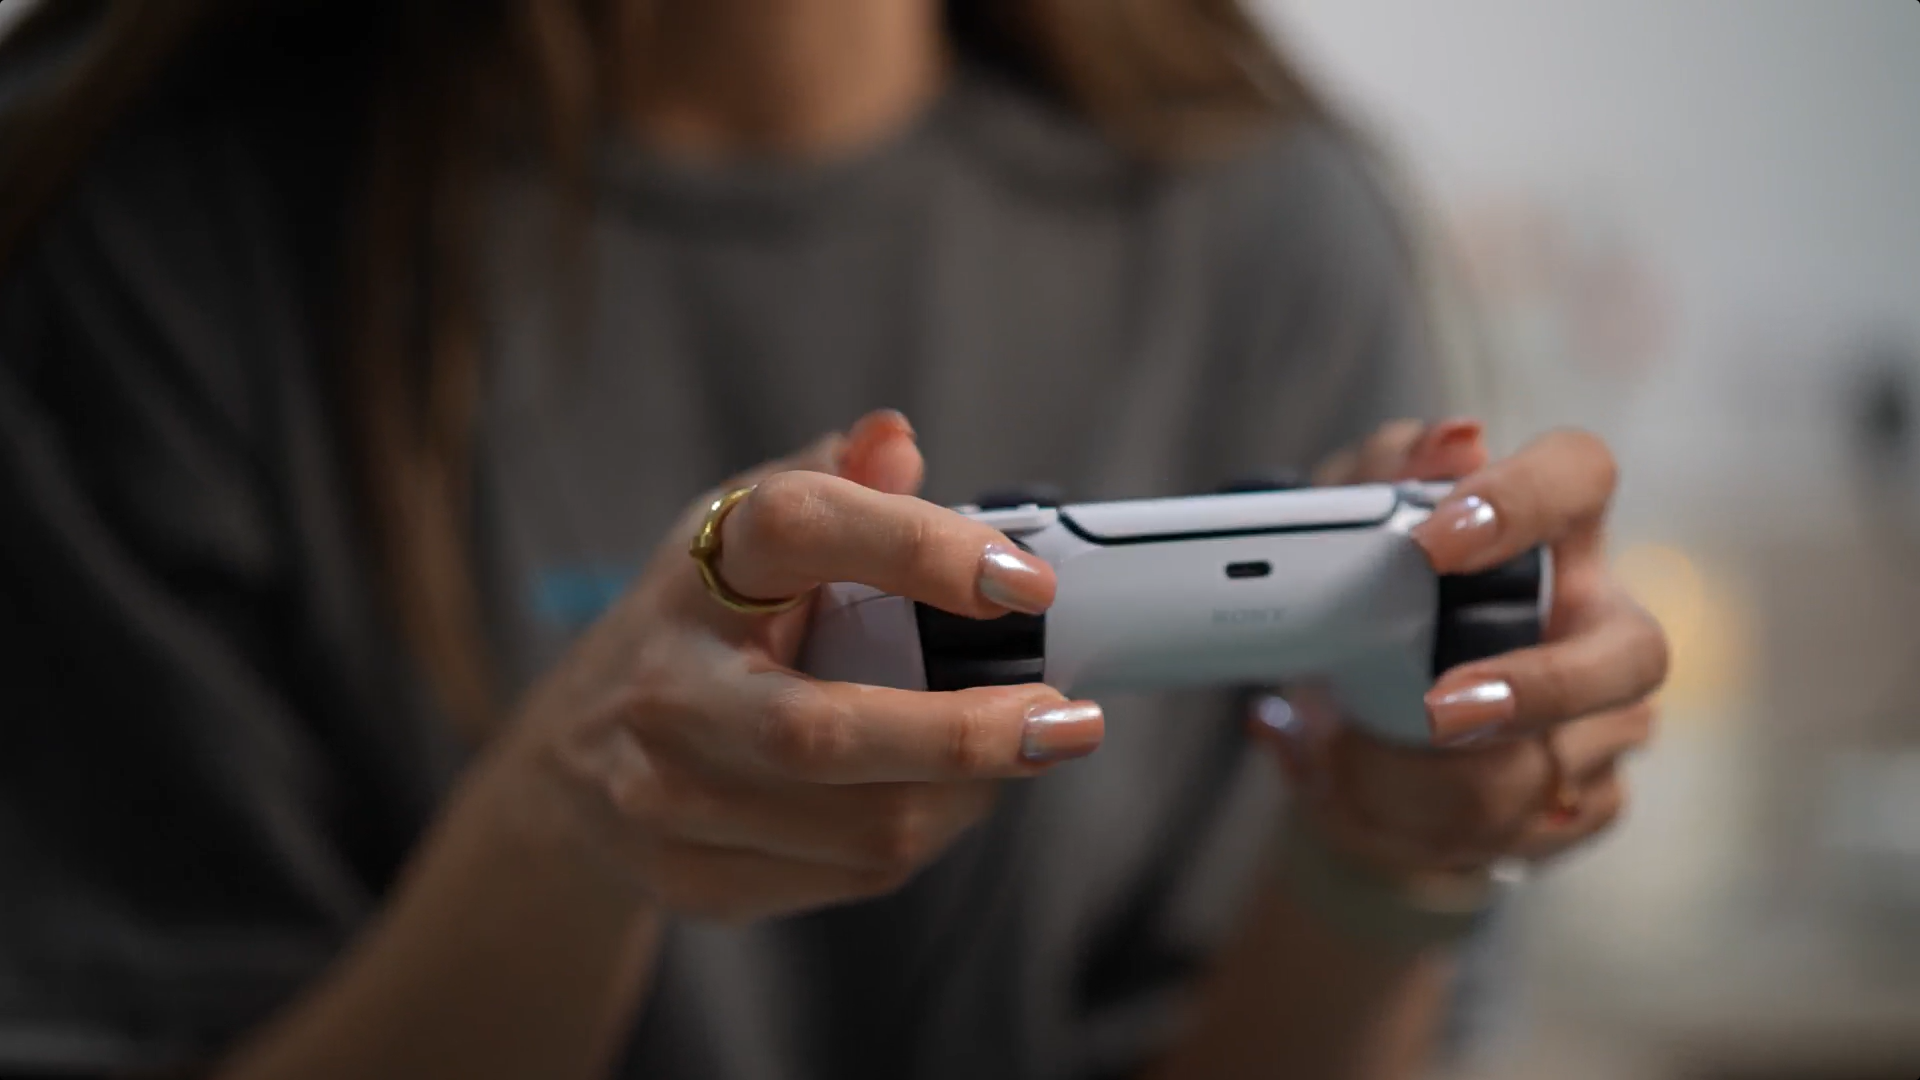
1439, 548, 1543, 606
1397, 481, 1439, 510
914, 604, 1047, 692
1214, 469, 1308, 494
975, 484, 1064, 510
970, 504, 1057, 535
1432, 602, 1543, 677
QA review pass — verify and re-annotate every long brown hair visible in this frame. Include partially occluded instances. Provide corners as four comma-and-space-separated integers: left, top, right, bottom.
0, 0, 1331, 733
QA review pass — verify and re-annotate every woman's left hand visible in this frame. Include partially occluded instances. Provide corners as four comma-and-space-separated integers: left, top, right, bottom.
1259, 419, 1670, 874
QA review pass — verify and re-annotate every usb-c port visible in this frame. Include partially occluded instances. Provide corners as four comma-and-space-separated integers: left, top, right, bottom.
1225, 561, 1271, 580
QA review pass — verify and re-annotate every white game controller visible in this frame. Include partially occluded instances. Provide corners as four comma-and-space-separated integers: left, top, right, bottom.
796, 482, 1550, 746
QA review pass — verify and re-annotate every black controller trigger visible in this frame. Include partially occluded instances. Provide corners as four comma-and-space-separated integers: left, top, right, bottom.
1438, 547, 1543, 607
1214, 469, 1309, 494
975, 484, 1064, 511
1432, 547, 1547, 677
915, 606, 1046, 691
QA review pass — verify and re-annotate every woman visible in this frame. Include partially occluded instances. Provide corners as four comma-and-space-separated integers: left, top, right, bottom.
0, 2, 1667, 1078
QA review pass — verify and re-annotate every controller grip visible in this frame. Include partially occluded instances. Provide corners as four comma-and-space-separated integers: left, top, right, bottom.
795, 584, 931, 691
797, 584, 1047, 691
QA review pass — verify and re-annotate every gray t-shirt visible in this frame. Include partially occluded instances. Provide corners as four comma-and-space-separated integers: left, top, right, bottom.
0, 38, 1459, 1080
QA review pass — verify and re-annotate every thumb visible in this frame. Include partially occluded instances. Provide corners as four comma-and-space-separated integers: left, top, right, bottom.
1396, 418, 1489, 482
836, 409, 924, 496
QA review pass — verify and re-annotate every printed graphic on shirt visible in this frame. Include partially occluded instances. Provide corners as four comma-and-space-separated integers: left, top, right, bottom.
532, 564, 636, 632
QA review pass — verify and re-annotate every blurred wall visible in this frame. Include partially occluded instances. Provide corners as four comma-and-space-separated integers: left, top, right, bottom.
1261, 0, 1920, 536
1256, 4, 1920, 1077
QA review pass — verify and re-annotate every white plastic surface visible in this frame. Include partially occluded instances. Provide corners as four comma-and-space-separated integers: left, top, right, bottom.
1030, 523, 1439, 744
1059, 484, 1399, 542
794, 584, 928, 692
964, 504, 1060, 536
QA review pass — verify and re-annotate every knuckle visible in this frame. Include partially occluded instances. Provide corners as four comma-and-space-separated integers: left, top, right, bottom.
604, 772, 661, 822
944, 702, 1002, 775
757, 683, 850, 773
743, 471, 826, 552
1565, 428, 1619, 492
619, 675, 699, 743
868, 792, 936, 872
549, 700, 676, 825
897, 510, 942, 582
602, 747, 669, 821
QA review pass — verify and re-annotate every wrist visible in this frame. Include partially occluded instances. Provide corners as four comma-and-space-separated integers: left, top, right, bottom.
1268, 812, 1505, 955
449, 740, 661, 923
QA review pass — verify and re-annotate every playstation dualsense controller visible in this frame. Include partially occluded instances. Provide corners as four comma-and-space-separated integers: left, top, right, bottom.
794, 481, 1552, 747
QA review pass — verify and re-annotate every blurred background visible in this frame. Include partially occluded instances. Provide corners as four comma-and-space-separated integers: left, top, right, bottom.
1258, 2, 1920, 1078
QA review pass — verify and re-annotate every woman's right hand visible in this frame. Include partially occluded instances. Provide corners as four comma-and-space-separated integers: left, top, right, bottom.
474, 410, 1105, 924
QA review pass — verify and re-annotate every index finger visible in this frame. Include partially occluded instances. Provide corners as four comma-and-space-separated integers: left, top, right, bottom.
715, 470, 1055, 619
1410, 428, 1618, 575
1427, 589, 1668, 744
696, 672, 1104, 783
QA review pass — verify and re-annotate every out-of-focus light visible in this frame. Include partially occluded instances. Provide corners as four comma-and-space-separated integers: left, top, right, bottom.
1613, 542, 1752, 721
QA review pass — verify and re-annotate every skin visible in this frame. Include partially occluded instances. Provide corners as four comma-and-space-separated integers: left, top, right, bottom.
197, 3, 1670, 1079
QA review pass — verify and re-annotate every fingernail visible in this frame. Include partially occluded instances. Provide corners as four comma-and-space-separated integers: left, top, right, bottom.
1252, 694, 1301, 738
1426, 677, 1517, 744
1429, 419, 1482, 450
852, 408, 915, 443
1410, 494, 1498, 568
887, 411, 916, 440
978, 543, 1051, 615
1021, 700, 1104, 764
839, 411, 915, 472
1250, 697, 1318, 796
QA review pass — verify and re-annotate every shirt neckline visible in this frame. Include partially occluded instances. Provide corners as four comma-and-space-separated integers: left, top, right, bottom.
592, 61, 1141, 233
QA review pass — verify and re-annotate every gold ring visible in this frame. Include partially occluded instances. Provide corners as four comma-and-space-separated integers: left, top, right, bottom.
1540, 732, 1581, 825
688, 485, 807, 615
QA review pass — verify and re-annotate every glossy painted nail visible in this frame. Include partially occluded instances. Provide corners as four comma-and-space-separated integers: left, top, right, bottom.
978, 543, 1051, 614
1250, 695, 1329, 801
1252, 693, 1301, 738
857, 408, 915, 443
1411, 417, 1480, 457
1426, 677, 1518, 745
1021, 700, 1104, 764
1410, 494, 1498, 569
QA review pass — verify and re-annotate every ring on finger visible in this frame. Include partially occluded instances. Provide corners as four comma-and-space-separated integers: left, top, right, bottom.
689, 485, 807, 615
1539, 732, 1581, 826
